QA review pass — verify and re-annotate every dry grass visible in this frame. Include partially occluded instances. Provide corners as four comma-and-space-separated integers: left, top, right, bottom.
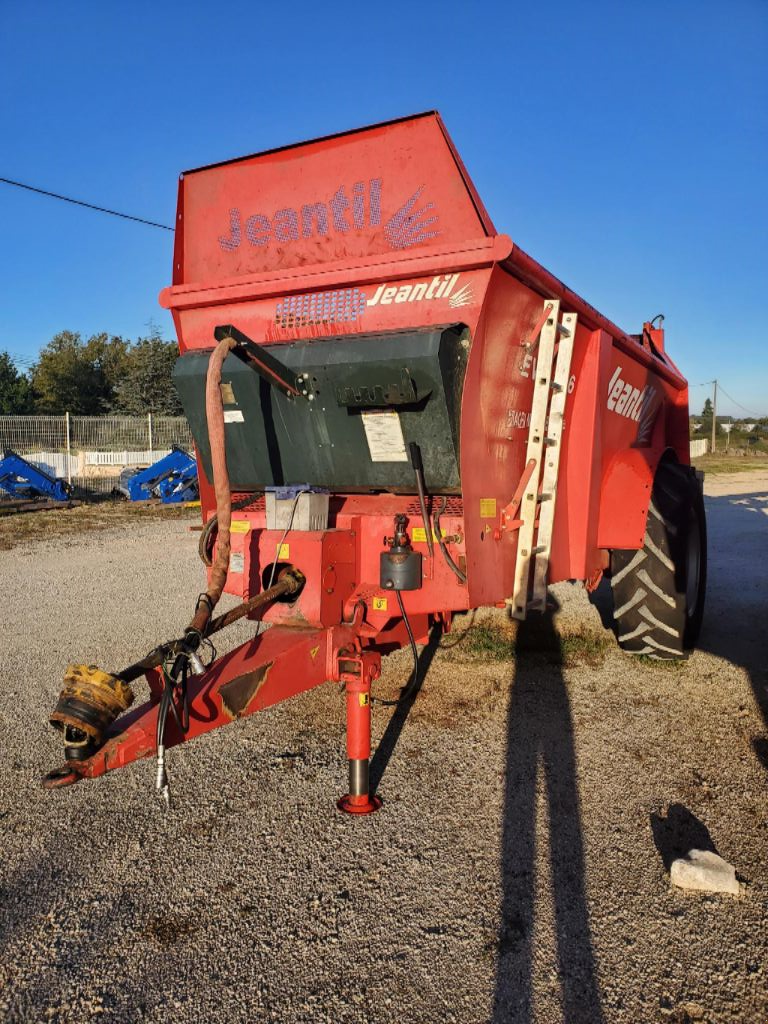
0, 500, 199, 551
692, 453, 768, 476
451, 617, 611, 669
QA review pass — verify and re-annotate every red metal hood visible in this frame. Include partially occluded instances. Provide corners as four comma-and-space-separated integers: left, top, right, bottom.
169, 111, 496, 289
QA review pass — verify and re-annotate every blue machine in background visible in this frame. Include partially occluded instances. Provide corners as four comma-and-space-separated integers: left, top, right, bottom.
119, 446, 198, 504
0, 450, 71, 502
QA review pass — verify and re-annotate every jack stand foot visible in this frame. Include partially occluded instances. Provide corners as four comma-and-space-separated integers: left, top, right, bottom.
337, 793, 382, 815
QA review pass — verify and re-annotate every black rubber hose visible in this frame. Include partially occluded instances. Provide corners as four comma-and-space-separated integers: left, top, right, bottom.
199, 493, 260, 567
372, 591, 420, 707
434, 497, 467, 584
408, 442, 434, 565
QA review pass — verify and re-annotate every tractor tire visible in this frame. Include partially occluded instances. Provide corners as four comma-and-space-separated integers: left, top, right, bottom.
610, 461, 706, 660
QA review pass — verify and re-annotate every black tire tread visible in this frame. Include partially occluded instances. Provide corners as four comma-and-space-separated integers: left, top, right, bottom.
611, 461, 706, 660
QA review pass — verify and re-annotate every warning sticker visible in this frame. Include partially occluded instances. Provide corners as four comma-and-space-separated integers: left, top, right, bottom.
412, 526, 446, 543
360, 410, 408, 462
229, 552, 244, 573
278, 543, 290, 559
230, 520, 250, 534
372, 596, 388, 611
358, 693, 370, 707
479, 498, 497, 518
224, 409, 244, 423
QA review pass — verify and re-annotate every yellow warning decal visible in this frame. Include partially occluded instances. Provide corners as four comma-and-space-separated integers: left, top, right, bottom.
412, 527, 446, 543
309, 645, 320, 661
185, 500, 201, 508
358, 693, 370, 707
230, 520, 250, 534
479, 498, 497, 518
278, 543, 290, 559
372, 596, 388, 611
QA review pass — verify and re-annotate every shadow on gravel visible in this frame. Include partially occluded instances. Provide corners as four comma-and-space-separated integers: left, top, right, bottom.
697, 492, 768, 775
650, 803, 718, 870
590, 489, 768, 778
492, 608, 605, 1024
369, 621, 443, 796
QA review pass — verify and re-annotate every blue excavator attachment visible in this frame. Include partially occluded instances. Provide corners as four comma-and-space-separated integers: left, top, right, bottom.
118, 446, 198, 504
0, 450, 72, 502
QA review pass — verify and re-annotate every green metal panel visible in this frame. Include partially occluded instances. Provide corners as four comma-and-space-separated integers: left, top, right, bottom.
173, 325, 469, 492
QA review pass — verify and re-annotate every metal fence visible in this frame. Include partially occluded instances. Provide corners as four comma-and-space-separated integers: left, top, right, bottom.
0, 414, 194, 497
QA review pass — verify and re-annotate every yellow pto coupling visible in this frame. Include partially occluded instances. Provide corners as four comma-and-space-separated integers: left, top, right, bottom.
50, 664, 134, 760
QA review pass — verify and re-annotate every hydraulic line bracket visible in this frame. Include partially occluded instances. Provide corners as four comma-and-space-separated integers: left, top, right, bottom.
214, 324, 306, 399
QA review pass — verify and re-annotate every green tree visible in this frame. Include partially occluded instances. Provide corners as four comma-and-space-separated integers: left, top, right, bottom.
86, 332, 131, 397
30, 331, 129, 413
111, 335, 182, 414
0, 352, 33, 413
699, 396, 720, 437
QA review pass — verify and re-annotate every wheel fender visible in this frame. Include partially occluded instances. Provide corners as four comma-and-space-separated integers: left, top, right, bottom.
597, 448, 668, 550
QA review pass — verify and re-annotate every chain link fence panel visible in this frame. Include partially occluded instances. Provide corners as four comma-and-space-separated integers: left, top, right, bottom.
0, 415, 194, 498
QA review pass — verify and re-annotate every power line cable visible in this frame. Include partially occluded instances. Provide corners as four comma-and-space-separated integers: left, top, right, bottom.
715, 384, 763, 419
0, 176, 174, 231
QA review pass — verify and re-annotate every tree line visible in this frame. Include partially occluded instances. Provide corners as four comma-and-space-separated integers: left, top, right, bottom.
0, 330, 182, 416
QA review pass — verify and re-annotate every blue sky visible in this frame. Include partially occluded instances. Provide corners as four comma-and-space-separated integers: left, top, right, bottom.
1, 0, 766, 417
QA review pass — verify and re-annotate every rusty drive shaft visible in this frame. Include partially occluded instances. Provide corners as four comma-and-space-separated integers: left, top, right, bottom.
118, 568, 305, 684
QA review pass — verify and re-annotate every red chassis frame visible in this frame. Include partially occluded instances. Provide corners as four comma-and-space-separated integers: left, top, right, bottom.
46, 113, 691, 805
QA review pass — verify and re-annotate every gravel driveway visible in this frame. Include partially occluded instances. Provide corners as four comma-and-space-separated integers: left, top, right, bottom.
0, 471, 766, 1024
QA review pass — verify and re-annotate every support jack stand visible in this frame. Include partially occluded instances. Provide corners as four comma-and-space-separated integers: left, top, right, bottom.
337, 651, 382, 815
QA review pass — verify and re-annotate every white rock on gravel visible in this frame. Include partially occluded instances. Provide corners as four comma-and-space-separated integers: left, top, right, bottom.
670, 849, 741, 896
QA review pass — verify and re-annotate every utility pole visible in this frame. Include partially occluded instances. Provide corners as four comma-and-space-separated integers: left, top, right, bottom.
65, 411, 72, 485
711, 379, 718, 454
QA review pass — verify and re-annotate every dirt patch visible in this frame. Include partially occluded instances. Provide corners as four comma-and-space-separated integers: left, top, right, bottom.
142, 914, 200, 946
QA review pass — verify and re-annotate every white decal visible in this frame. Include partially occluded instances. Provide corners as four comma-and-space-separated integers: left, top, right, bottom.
367, 274, 463, 307
506, 410, 531, 430
607, 365, 661, 441
449, 283, 474, 308
360, 410, 409, 462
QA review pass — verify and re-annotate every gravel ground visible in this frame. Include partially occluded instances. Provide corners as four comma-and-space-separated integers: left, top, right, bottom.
0, 471, 766, 1024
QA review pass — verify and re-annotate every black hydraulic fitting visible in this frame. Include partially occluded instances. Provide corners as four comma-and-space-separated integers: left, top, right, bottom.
380, 515, 422, 591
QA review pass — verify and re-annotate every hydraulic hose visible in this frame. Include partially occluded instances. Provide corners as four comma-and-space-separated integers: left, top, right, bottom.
372, 590, 420, 707
199, 493, 260, 567
408, 442, 434, 566
434, 497, 467, 584
188, 335, 238, 635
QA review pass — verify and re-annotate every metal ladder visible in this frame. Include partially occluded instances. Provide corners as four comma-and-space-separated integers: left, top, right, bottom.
509, 299, 577, 619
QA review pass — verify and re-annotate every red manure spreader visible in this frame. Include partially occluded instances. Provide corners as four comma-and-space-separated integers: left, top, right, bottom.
45, 113, 706, 808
